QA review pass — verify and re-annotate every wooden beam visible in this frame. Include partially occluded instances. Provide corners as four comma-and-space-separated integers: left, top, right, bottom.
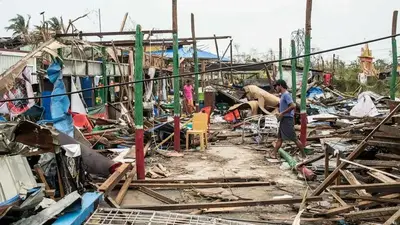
322, 193, 400, 216
354, 160, 400, 168
383, 208, 400, 225
126, 181, 276, 189
367, 171, 397, 183
122, 196, 323, 210
115, 168, 136, 205
34, 164, 55, 200
345, 206, 400, 221
312, 103, 400, 196
296, 153, 325, 168
341, 158, 400, 180
375, 153, 400, 161
138, 187, 179, 204
327, 189, 347, 206
131, 176, 261, 183
329, 182, 400, 191
340, 170, 370, 196
343, 195, 400, 204
98, 163, 131, 196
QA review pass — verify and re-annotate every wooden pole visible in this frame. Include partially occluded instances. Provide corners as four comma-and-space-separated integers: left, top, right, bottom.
230, 39, 233, 83
172, 0, 181, 152
213, 34, 223, 84
191, 13, 200, 112
134, 25, 145, 179
120, 12, 128, 32
291, 40, 297, 102
279, 38, 283, 80
300, 0, 313, 147
390, 10, 398, 100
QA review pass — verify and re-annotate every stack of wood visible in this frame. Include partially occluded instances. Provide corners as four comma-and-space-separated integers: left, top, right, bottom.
301, 103, 400, 224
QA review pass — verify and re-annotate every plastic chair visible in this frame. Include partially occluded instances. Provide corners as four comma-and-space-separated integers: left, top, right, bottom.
186, 113, 208, 151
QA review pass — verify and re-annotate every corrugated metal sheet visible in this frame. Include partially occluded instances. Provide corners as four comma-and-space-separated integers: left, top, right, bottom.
0, 155, 37, 203
0, 50, 37, 84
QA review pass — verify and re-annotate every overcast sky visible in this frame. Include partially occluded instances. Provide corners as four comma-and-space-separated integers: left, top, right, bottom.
0, 0, 398, 62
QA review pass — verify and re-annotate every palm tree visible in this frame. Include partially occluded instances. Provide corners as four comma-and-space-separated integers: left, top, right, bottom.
47, 17, 63, 34
5, 14, 31, 42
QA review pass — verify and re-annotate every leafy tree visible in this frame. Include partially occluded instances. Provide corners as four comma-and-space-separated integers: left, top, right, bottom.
4, 14, 31, 42
47, 17, 63, 34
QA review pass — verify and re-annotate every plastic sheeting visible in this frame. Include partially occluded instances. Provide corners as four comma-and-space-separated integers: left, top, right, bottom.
48, 62, 74, 137
70, 77, 86, 114
350, 92, 379, 118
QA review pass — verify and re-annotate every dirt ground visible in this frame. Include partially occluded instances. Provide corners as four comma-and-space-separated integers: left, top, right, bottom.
111, 124, 331, 224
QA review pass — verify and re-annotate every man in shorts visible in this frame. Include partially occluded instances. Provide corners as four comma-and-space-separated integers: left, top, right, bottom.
271, 79, 306, 159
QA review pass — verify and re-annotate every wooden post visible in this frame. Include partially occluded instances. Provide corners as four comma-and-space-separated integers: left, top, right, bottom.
191, 13, 200, 112
230, 39, 233, 83
213, 34, 223, 84
134, 25, 145, 179
279, 38, 283, 80
172, 0, 181, 152
300, 0, 312, 147
390, 10, 398, 100
291, 40, 297, 102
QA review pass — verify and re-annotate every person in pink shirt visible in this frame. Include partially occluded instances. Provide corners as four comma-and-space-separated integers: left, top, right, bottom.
183, 80, 195, 114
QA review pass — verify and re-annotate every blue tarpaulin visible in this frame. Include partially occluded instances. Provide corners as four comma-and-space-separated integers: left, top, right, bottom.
148, 47, 230, 61
39, 62, 73, 137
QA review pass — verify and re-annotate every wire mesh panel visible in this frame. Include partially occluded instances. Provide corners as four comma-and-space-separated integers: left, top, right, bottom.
85, 208, 254, 225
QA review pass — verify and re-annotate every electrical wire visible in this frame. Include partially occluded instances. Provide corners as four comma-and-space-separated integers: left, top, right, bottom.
1, 33, 399, 103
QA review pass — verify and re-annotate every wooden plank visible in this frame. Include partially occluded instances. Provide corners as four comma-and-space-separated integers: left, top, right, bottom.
312, 103, 400, 196
323, 193, 400, 216
98, 163, 131, 196
340, 170, 370, 196
138, 187, 178, 204
115, 168, 136, 205
368, 171, 397, 183
345, 206, 400, 221
383, 208, 400, 225
367, 140, 400, 149
343, 195, 400, 204
375, 153, 400, 161
126, 181, 276, 189
379, 124, 400, 137
354, 160, 400, 168
341, 158, 400, 180
330, 182, 400, 191
131, 176, 261, 183
296, 153, 325, 168
122, 196, 323, 210
327, 189, 347, 206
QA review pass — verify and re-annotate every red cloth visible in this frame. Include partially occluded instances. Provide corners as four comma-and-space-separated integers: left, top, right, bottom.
71, 113, 93, 133
323, 73, 332, 86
